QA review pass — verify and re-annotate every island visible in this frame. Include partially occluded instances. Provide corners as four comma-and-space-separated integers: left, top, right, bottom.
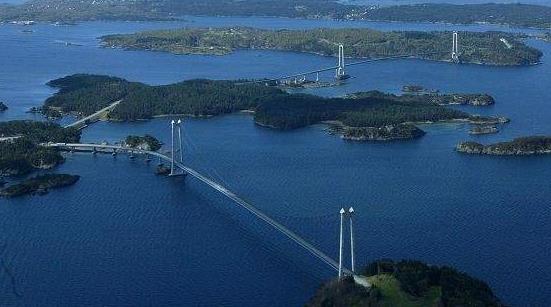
308, 259, 503, 307
469, 125, 499, 135
42, 74, 509, 142
101, 27, 542, 66
0, 120, 81, 176
0, 102, 7, 112
1, 0, 550, 29
456, 136, 551, 156
124, 135, 162, 151
0, 174, 80, 197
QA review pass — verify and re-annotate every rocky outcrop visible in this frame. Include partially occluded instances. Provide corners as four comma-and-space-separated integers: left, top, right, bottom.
0, 102, 7, 112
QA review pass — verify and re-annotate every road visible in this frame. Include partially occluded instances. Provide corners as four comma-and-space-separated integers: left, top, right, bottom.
64, 100, 122, 129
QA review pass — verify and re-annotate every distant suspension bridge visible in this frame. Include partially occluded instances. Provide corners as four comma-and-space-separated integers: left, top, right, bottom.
249, 31, 461, 85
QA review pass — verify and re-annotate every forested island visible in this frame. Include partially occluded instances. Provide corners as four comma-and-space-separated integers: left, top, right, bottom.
0, 102, 7, 112
457, 136, 551, 156
1, 0, 550, 29
0, 121, 80, 176
308, 259, 503, 307
0, 174, 80, 198
42, 74, 508, 142
101, 27, 542, 66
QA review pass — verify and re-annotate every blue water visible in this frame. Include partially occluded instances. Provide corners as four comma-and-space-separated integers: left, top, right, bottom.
0, 17, 550, 306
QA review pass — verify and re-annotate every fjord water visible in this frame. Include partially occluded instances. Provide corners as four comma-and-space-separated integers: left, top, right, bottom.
0, 18, 550, 306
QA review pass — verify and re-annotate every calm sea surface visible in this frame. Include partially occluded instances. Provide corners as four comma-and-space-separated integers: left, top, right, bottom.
0, 17, 550, 306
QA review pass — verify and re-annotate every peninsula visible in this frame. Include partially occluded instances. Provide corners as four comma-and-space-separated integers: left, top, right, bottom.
101, 27, 542, 66
42, 74, 508, 142
1, 0, 550, 29
457, 136, 551, 156
308, 259, 503, 307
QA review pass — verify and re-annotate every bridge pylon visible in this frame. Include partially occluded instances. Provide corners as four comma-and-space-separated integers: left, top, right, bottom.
335, 44, 349, 80
452, 31, 460, 63
349, 207, 355, 273
338, 208, 345, 279
169, 119, 186, 177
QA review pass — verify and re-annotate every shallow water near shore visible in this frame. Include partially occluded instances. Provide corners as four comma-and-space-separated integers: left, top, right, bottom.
0, 17, 550, 306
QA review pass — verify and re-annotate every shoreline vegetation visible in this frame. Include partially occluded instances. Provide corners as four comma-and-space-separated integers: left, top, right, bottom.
42, 74, 508, 142
456, 136, 551, 156
0, 1, 550, 29
308, 259, 503, 307
101, 27, 542, 66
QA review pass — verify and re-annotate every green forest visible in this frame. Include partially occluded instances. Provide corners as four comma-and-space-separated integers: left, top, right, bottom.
102, 27, 542, 66
1, 0, 550, 29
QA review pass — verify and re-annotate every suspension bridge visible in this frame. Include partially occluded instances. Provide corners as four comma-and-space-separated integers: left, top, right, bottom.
44, 139, 356, 278
251, 31, 461, 85
46, 31, 463, 283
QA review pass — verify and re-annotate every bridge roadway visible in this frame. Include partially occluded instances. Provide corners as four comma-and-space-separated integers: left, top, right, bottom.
46, 142, 352, 275
251, 51, 448, 83
64, 100, 122, 129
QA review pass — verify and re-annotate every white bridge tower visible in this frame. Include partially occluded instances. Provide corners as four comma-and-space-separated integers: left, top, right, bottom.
452, 31, 459, 62
170, 119, 185, 176
338, 206, 357, 279
335, 44, 347, 79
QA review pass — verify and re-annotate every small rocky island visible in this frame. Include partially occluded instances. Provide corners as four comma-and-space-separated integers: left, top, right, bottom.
124, 135, 162, 151
0, 174, 80, 197
457, 136, 551, 156
308, 259, 503, 307
0, 101, 8, 112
